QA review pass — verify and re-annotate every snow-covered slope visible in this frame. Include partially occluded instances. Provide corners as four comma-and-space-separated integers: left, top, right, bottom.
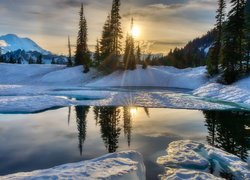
87, 66, 208, 90
194, 76, 250, 108
1, 151, 146, 180
0, 34, 49, 54
0, 64, 99, 85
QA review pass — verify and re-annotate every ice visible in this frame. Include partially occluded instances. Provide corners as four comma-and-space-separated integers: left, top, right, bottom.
1, 151, 145, 180
157, 140, 250, 179
0, 64, 248, 113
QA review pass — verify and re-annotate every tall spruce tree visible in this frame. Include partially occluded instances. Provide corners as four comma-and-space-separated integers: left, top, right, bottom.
75, 3, 90, 73
123, 18, 136, 70
221, 0, 246, 84
67, 36, 73, 67
136, 44, 141, 64
244, 0, 250, 71
94, 39, 101, 67
100, 15, 112, 60
110, 0, 123, 56
207, 0, 226, 75
37, 54, 43, 64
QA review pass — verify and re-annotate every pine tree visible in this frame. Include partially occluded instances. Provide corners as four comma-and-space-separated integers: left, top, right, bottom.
94, 39, 101, 67
123, 18, 136, 70
9, 55, 16, 64
67, 36, 73, 67
110, 0, 123, 56
100, 15, 112, 61
244, 0, 250, 71
221, 0, 246, 84
28, 57, 34, 64
207, 0, 226, 75
136, 44, 141, 64
75, 3, 90, 73
37, 54, 43, 64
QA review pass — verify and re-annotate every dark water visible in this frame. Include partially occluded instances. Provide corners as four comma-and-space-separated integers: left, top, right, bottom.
0, 106, 249, 179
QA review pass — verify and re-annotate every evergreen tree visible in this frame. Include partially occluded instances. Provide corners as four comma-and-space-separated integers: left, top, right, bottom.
98, 107, 121, 153
94, 39, 101, 67
207, 0, 226, 75
244, 0, 250, 72
123, 18, 136, 70
37, 54, 43, 64
221, 0, 246, 84
17, 57, 22, 64
110, 0, 123, 56
135, 44, 141, 64
100, 15, 112, 61
75, 106, 90, 156
75, 3, 90, 73
51, 57, 56, 64
67, 36, 73, 67
9, 55, 16, 64
28, 57, 34, 64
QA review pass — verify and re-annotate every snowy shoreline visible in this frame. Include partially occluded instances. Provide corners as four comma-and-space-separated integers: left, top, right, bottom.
0, 63, 249, 113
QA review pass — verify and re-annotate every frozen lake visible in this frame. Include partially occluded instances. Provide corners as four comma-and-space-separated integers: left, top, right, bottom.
0, 106, 249, 179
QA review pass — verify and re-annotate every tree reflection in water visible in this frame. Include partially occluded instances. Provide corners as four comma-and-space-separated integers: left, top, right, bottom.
203, 110, 250, 179
75, 106, 90, 156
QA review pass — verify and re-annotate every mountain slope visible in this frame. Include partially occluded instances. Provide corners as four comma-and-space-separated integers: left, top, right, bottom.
0, 34, 49, 54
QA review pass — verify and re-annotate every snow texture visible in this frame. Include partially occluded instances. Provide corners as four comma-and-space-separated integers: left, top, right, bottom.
160, 168, 223, 180
0, 64, 246, 113
87, 66, 208, 90
194, 76, 250, 108
157, 140, 250, 180
1, 151, 145, 180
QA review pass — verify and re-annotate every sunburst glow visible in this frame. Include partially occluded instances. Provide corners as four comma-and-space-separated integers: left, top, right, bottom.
131, 26, 140, 38
130, 107, 137, 116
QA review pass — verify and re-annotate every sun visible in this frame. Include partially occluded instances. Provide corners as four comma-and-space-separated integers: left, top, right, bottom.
131, 26, 140, 38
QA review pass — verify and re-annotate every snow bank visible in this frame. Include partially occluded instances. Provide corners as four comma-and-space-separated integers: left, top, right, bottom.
194, 76, 250, 107
87, 66, 208, 90
0, 86, 237, 113
0, 64, 99, 86
1, 151, 145, 180
157, 140, 250, 180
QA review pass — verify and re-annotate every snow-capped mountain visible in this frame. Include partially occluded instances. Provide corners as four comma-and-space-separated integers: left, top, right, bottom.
0, 34, 50, 54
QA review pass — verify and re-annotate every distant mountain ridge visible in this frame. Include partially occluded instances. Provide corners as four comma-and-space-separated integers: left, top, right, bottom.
0, 34, 50, 54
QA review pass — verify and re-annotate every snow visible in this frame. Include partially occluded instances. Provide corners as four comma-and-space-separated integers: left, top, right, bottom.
194, 76, 250, 108
86, 66, 208, 90
1, 151, 145, 180
157, 140, 250, 180
160, 168, 223, 180
0, 64, 99, 85
0, 34, 49, 54
0, 64, 245, 113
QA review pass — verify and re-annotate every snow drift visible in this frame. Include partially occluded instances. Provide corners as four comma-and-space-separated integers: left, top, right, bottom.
194, 76, 250, 108
86, 66, 208, 90
1, 151, 145, 180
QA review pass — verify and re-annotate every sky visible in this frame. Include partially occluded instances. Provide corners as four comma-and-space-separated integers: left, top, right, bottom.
0, 0, 219, 55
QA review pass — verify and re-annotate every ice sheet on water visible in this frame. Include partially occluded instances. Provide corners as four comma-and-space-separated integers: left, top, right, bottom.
1, 151, 145, 180
157, 140, 250, 180
0, 86, 241, 113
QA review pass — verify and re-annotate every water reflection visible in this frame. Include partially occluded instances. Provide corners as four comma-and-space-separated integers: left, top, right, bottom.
203, 110, 250, 162
75, 106, 90, 155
